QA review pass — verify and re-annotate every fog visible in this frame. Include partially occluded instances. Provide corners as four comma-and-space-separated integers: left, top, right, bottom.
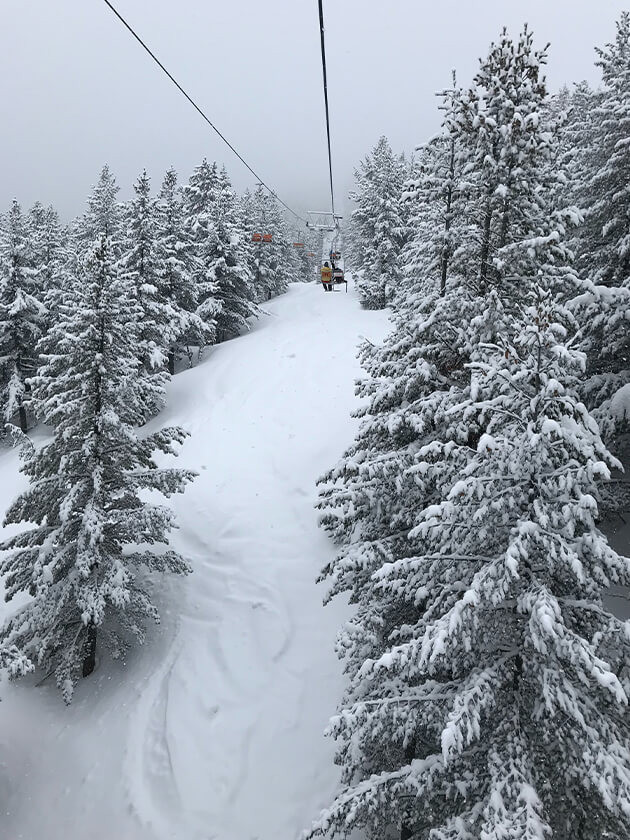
1, 0, 627, 222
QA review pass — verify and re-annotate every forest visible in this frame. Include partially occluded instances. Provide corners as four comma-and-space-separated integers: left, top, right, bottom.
0, 7, 630, 840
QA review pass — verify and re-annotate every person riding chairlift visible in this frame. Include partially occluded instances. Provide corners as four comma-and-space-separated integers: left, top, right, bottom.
321, 261, 333, 291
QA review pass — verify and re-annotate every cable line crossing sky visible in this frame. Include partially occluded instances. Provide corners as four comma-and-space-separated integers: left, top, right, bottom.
102, 0, 309, 226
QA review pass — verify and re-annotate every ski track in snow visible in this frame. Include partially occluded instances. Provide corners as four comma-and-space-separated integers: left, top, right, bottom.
0, 279, 390, 840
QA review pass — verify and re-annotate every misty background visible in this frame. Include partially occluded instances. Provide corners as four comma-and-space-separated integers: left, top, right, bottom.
1, 0, 627, 224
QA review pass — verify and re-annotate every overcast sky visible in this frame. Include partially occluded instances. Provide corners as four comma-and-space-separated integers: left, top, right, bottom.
1, 0, 628, 224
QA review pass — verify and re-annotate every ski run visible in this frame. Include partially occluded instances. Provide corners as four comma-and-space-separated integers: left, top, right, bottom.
0, 279, 390, 840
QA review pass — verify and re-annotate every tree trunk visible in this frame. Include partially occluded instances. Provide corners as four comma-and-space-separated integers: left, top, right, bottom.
440, 136, 456, 298
498, 198, 510, 252
82, 623, 97, 677
18, 402, 27, 433
479, 196, 493, 295
168, 348, 175, 376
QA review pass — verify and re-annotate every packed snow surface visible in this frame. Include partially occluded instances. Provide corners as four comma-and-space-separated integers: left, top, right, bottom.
0, 278, 389, 840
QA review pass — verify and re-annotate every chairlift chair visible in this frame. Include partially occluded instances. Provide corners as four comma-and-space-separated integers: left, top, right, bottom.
332, 266, 347, 292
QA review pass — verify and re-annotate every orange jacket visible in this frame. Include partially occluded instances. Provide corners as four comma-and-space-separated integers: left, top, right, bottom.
321, 266, 333, 282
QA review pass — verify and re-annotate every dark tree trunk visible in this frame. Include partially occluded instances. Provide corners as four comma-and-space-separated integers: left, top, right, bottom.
82, 623, 97, 677
82, 246, 105, 682
168, 349, 175, 376
18, 402, 27, 433
479, 196, 493, 294
498, 198, 510, 252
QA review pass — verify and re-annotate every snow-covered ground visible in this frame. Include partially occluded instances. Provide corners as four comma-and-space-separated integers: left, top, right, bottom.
0, 278, 390, 840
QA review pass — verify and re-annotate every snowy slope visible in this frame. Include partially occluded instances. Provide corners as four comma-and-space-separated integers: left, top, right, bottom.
0, 278, 390, 840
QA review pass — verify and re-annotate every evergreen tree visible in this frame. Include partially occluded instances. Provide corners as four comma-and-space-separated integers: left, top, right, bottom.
239, 188, 263, 296
400, 73, 466, 307
0, 200, 46, 431
316, 26, 563, 594
0, 232, 194, 702
349, 136, 409, 309
78, 164, 122, 246
183, 158, 221, 344
575, 13, 630, 289
286, 226, 306, 285
28, 202, 67, 364
247, 185, 294, 301
309, 26, 590, 840
28, 202, 64, 298
121, 170, 173, 418
206, 167, 257, 342
569, 15, 630, 443
296, 239, 316, 283
156, 167, 208, 373
308, 279, 630, 840
454, 26, 557, 297
341, 212, 364, 274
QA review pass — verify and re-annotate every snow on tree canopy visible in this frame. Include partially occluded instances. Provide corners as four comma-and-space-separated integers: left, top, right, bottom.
307, 24, 630, 840
0, 232, 195, 702
349, 136, 410, 310
0, 200, 47, 432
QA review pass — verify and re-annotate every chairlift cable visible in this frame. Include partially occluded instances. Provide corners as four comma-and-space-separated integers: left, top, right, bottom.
101, 0, 308, 225
317, 0, 337, 223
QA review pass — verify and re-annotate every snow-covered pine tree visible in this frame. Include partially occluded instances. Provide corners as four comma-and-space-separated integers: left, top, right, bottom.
308, 271, 630, 840
0, 200, 46, 432
183, 158, 221, 347
0, 230, 195, 702
239, 188, 263, 297
156, 167, 209, 373
340, 212, 363, 275
316, 27, 561, 597
78, 164, 123, 247
400, 140, 449, 301
349, 136, 409, 309
247, 185, 294, 301
27, 202, 67, 368
399, 72, 466, 307
296, 238, 315, 283
205, 166, 257, 342
561, 81, 597, 178
454, 25, 556, 298
263, 189, 296, 298
555, 81, 596, 262
121, 169, 174, 418
28, 202, 64, 298
284, 232, 302, 288
568, 14, 630, 444
574, 13, 630, 290
309, 25, 588, 840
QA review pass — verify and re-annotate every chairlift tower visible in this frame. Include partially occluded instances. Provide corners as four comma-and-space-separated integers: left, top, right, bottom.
306, 210, 343, 264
